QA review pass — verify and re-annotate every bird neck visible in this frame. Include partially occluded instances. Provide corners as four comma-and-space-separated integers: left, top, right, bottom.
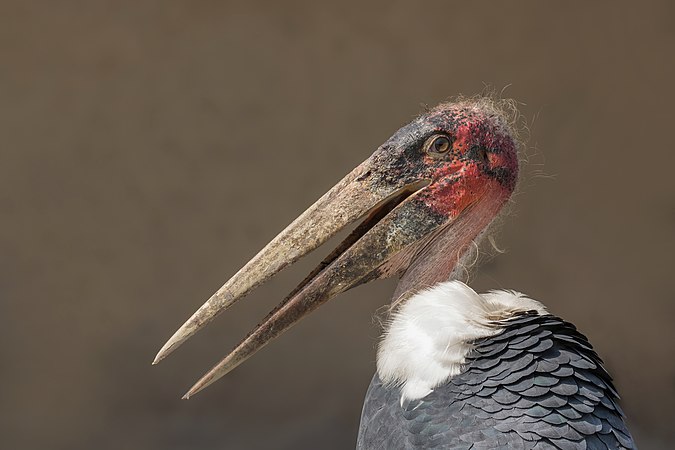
391, 196, 502, 305
376, 281, 547, 402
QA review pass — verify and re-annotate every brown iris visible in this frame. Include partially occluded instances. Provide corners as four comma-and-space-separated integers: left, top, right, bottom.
425, 134, 453, 157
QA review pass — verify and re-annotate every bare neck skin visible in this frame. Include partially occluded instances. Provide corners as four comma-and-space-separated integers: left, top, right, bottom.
391, 198, 501, 307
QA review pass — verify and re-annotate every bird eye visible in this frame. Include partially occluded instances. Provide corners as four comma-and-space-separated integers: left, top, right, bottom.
425, 135, 453, 156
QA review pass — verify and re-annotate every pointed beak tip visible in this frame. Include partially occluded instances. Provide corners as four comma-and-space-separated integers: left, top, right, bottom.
182, 381, 207, 400
152, 341, 176, 365
155, 291, 234, 365
153, 319, 198, 364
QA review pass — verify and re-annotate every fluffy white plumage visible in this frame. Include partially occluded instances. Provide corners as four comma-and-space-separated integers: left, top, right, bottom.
376, 281, 547, 403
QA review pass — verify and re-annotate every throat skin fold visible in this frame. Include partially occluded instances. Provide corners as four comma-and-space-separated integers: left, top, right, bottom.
390, 195, 504, 306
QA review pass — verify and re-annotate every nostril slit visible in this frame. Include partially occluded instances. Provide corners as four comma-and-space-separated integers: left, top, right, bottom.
356, 169, 372, 182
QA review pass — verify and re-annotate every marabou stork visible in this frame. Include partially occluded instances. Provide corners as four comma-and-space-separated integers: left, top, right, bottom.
154, 99, 635, 449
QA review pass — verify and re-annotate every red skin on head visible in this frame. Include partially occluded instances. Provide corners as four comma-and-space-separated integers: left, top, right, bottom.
420, 111, 519, 218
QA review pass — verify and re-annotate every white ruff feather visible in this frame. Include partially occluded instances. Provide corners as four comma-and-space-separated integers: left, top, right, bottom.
376, 281, 547, 403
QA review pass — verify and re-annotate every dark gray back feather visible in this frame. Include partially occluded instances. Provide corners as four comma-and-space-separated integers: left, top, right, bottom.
357, 313, 635, 449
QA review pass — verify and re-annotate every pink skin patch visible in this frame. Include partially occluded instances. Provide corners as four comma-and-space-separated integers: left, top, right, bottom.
423, 164, 502, 218
419, 108, 518, 218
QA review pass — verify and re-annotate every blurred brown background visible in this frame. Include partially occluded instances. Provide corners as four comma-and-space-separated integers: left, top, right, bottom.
1, 1, 673, 449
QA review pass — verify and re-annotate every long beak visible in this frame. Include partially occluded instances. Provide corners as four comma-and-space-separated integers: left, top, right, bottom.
154, 158, 446, 398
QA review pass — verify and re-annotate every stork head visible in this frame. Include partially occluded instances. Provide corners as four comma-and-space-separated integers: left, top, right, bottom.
154, 98, 520, 397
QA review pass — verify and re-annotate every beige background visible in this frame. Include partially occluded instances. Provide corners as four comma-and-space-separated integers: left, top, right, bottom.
1, 1, 673, 449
